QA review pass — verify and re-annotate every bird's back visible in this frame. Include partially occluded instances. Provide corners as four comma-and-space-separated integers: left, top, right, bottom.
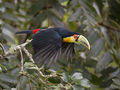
47, 27, 78, 37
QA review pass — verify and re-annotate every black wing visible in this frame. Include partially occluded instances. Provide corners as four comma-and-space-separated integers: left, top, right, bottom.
32, 30, 62, 67
61, 43, 75, 61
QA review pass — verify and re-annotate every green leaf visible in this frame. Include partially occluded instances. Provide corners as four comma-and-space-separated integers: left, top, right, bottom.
94, 0, 104, 13
112, 78, 120, 86
32, 13, 46, 28
2, 13, 18, 22
0, 64, 7, 72
90, 73, 102, 85
48, 11, 64, 27
96, 52, 113, 72
71, 72, 83, 81
108, 0, 120, 24
16, 76, 28, 90
61, 72, 69, 82
109, 68, 120, 79
88, 38, 105, 57
0, 73, 17, 84
48, 0, 64, 17
29, 0, 46, 15
65, 84, 72, 89
93, 2, 101, 17
2, 24, 16, 44
87, 29, 99, 44
0, 81, 11, 89
4, 2, 15, 9
85, 58, 97, 68
80, 79, 90, 88
100, 79, 113, 88
72, 85, 85, 90
68, 8, 83, 21
48, 77, 61, 84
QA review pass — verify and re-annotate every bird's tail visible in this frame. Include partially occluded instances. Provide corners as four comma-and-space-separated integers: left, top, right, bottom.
16, 30, 33, 34
16, 29, 40, 34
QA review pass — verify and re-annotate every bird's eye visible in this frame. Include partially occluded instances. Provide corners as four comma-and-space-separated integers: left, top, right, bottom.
73, 34, 79, 41
73, 34, 79, 39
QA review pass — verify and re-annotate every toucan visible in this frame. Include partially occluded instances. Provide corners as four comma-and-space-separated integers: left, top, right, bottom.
16, 27, 90, 67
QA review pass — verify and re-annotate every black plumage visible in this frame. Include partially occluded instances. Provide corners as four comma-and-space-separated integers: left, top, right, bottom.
32, 28, 78, 67
16, 27, 78, 67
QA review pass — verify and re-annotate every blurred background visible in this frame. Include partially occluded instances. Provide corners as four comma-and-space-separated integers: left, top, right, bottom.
0, 0, 120, 90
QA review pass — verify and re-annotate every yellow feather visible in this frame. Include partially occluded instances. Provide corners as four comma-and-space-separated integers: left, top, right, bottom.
63, 36, 75, 43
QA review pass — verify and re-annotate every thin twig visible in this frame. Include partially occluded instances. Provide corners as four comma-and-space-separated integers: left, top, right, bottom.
37, 68, 57, 78
23, 47, 34, 63
0, 39, 57, 78
15, 39, 32, 50
19, 48, 24, 72
0, 50, 14, 60
19, 71, 40, 85
115, 31, 120, 48
98, 22, 120, 32
0, 39, 32, 60
0, 43, 6, 55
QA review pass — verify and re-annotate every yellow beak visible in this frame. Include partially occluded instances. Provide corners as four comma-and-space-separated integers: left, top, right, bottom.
76, 35, 90, 50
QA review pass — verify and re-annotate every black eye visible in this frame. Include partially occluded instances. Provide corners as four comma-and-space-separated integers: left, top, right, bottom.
75, 35, 79, 41
73, 34, 79, 40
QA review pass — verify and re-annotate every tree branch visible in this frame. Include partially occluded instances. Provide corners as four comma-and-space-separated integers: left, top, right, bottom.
19, 48, 24, 72
0, 43, 6, 55
0, 39, 32, 60
98, 22, 120, 32
23, 47, 34, 63
0, 39, 57, 78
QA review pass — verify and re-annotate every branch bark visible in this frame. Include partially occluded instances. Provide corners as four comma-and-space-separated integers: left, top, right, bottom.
0, 43, 6, 55
98, 22, 120, 32
0, 39, 57, 78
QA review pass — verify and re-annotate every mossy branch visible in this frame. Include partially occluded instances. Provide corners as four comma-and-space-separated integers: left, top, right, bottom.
0, 39, 57, 78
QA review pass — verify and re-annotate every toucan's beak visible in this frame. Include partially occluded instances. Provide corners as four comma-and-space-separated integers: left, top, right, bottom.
77, 35, 90, 50
63, 35, 90, 50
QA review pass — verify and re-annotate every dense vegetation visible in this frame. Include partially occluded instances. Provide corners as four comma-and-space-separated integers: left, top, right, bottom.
0, 0, 120, 89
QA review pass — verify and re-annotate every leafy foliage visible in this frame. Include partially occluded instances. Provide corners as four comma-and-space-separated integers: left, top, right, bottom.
0, 0, 120, 89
